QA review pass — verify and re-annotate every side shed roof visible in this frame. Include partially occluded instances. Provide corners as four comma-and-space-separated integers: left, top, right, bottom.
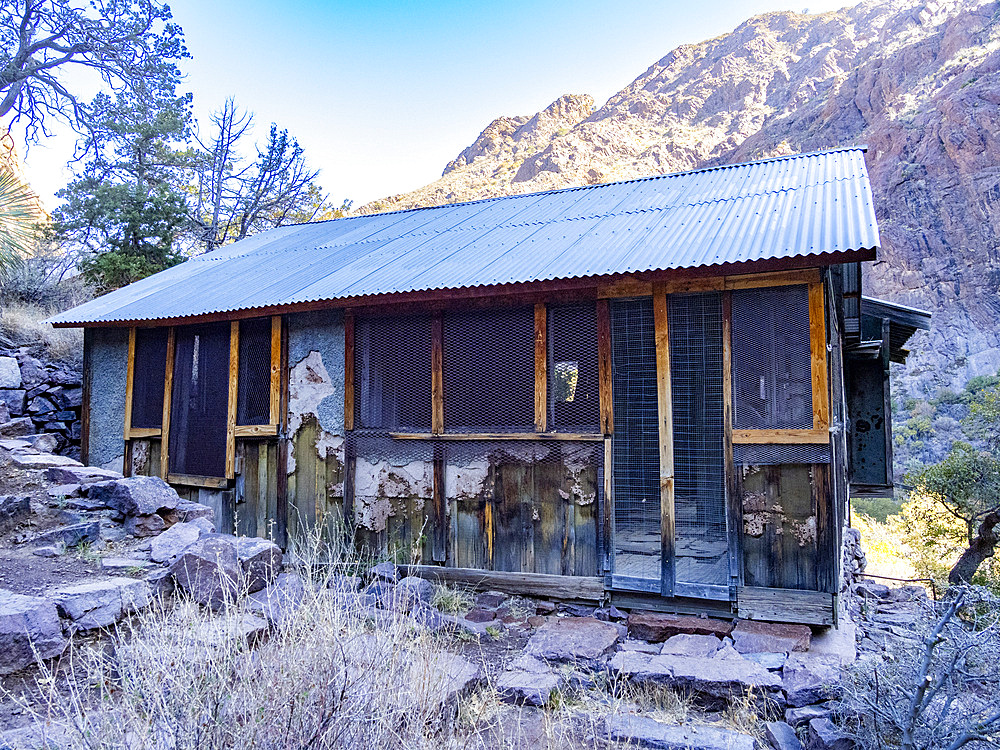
50, 147, 880, 327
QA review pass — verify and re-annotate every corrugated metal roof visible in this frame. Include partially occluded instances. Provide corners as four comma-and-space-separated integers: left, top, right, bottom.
49, 147, 880, 326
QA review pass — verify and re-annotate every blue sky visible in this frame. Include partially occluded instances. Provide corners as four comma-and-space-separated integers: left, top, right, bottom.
19, 0, 849, 209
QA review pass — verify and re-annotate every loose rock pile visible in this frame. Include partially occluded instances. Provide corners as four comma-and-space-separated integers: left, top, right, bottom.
0, 352, 82, 459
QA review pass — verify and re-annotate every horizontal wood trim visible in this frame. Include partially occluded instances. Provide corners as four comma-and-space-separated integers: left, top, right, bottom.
167, 473, 230, 489
58, 252, 876, 329
597, 277, 653, 298
403, 565, 605, 601
388, 432, 605, 442
737, 586, 835, 626
732, 429, 830, 444
234, 424, 279, 438
128, 427, 161, 439
660, 277, 725, 294
724, 268, 821, 290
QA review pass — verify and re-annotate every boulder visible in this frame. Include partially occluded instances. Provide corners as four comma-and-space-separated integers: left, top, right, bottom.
0, 719, 75, 749
475, 591, 508, 609
145, 567, 175, 598
395, 576, 434, 609
234, 536, 282, 593
245, 572, 305, 626
32, 545, 61, 557
26, 433, 59, 453
465, 608, 497, 623
0, 357, 21, 389
169, 535, 241, 609
1, 418, 40, 438
766, 721, 804, 750
627, 610, 734, 642
369, 562, 399, 583
410, 650, 480, 710
745, 651, 788, 671
0, 390, 25, 417
659, 633, 723, 658
0, 495, 30, 526
50, 577, 152, 631
161, 499, 215, 526
125, 512, 166, 537
46, 465, 122, 485
610, 650, 784, 708
88, 476, 178, 517
0, 399, 8, 424
806, 718, 853, 750
150, 521, 203, 563
607, 714, 758, 750
782, 654, 842, 707
0, 590, 66, 674
496, 667, 563, 706
732, 620, 811, 654
46, 484, 83, 501
621, 638, 662, 654
30, 520, 100, 548
853, 581, 890, 599
525, 617, 619, 664
786, 704, 835, 728
327, 575, 360, 593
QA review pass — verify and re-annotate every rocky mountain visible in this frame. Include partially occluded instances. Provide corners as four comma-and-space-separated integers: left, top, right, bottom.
361, 0, 1000, 398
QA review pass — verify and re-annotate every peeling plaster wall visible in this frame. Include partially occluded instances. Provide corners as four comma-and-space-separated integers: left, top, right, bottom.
286, 311, 346, 476
86, 328, 128, 471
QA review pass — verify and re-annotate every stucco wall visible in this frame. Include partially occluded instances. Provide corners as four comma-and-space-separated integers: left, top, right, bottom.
86, 327, 128, 471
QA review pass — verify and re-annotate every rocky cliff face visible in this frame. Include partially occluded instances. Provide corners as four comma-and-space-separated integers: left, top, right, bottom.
361, 0, 1000, 398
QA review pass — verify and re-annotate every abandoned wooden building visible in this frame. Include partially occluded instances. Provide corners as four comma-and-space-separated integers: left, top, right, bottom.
50, 147, 930, 626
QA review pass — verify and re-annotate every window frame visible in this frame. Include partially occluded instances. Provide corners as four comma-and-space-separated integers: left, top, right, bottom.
123, 316, 283, 487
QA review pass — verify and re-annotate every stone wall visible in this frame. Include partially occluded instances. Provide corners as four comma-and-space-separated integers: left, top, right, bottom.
0, 348, 83, 458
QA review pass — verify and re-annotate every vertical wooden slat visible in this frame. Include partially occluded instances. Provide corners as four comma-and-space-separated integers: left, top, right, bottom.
431, 313, 444, 434
276, 320, 289, 549
603, 436, 613, 574
432, 443, 446, 562
809, 281, 830, 431
653, 288, 674, 598
534, 302, 547, 432
722, 291, 741, 593
80, 329, 92, 465
160, 328, 175, 480
226, 321, 239, 480
596, 300, 614, 435
344, 313, 355, 431
123, 327, 136, 441
269, 316, 282, 426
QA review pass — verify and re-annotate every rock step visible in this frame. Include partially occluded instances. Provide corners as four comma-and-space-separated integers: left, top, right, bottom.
607, 714, 758, 750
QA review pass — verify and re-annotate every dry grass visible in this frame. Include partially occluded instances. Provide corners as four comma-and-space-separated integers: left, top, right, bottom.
0, 303, 82, 364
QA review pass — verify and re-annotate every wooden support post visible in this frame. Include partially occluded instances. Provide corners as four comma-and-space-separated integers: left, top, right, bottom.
653, 289, 674, 598
603, 436, 613, 574
809, 281, 830, 432
596, 299, 613, 435
722, 292, 741, 592
270, 316, 282, 426
432, 443, 446, 563
276, 320, 290, 548
431, 313, 444, 435
344, 313, 354, 431
226, 321, 239, 479
160, 328, 175, 481
123, 327, 136, 441
535, 303, 547, 432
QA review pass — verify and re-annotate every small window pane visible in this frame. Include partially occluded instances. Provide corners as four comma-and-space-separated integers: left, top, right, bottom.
237, 318, 273, 426
548, 304, 599, 430
169, 323, 230, 478
732, 285, 813, 430
443, 307, 534, 431
356, 316, 432, 431
131, 328, 168, 429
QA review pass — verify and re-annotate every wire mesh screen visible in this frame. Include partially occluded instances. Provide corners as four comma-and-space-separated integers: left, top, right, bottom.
169, 323, 230, 478
669, 293, 728, 586
443, 307, 534, 432
610, 298, 661, 581
356, 315, 432, 432
131, 327, 168, 429
548, 304, 600, 431
734, 443, 830, 464
732, 285, 813, 429
237, 318, 272, 426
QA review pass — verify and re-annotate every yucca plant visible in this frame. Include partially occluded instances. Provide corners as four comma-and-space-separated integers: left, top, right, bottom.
0, 167, 40, 280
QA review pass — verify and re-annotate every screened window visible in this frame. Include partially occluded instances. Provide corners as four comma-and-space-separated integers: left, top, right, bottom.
443, 307, 534, 431
731, 285, 813, 430
130, 327, 168, 429
168, 323, 231, 478
237, 318, 273, 426
356, 315, 432, 431
548, 304, 599, 430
